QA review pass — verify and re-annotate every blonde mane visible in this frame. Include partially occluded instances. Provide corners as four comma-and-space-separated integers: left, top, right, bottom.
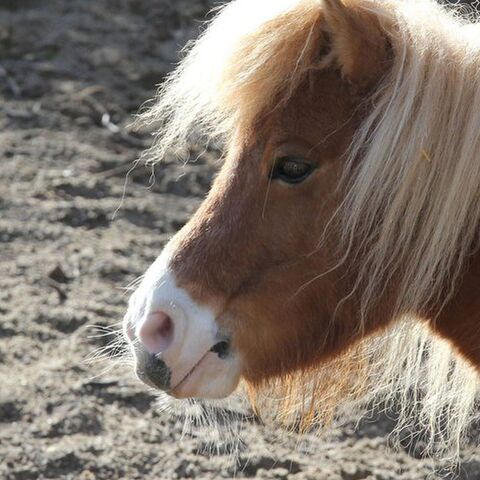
139, 0, 480, 462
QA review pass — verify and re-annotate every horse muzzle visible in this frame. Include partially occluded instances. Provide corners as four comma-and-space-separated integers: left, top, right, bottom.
123, 249, 241, 399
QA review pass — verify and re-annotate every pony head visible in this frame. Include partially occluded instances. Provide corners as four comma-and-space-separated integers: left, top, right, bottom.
124, 0, 480, 458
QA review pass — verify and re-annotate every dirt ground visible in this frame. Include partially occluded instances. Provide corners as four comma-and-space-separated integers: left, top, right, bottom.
1, 1, 479, 479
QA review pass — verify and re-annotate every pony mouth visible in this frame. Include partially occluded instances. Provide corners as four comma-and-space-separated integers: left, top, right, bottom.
170, 350, 211, 394
169, 340, 234, 398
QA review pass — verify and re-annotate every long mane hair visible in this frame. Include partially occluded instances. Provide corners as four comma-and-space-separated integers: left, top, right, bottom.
139, 0, 480, 461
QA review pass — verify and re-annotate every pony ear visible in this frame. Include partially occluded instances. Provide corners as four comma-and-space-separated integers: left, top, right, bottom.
322, 0, 391, 87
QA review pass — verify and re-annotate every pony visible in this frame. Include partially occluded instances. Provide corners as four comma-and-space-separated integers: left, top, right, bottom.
123, 0, 480, 462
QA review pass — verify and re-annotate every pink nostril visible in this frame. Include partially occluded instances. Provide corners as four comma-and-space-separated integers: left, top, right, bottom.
138, 311, 174, 354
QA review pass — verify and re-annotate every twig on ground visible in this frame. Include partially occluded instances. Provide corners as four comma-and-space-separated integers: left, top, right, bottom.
73, 86, 150, 148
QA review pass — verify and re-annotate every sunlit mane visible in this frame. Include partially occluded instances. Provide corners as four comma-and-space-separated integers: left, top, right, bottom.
139, 0, 325, 160
139, 0, 480, 463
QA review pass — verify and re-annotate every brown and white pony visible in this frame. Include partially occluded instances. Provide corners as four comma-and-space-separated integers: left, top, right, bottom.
123, 0, 480, 460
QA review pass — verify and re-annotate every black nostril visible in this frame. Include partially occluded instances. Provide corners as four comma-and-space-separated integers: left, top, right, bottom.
210, 340, 230, 359
135, 347, 171, 390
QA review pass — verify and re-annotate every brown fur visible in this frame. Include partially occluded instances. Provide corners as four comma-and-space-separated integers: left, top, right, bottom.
436, 255, 480, 368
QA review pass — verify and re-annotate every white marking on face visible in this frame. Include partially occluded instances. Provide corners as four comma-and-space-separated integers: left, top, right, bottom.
124, 243, 241, 398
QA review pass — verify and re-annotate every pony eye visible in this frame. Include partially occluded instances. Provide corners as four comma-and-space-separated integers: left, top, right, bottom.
271, 156, 314, 184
